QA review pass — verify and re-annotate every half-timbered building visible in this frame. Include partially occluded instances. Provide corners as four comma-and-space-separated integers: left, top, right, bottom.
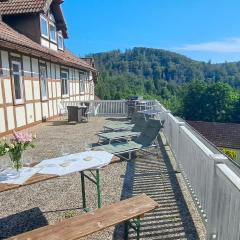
0, 0, 97, 136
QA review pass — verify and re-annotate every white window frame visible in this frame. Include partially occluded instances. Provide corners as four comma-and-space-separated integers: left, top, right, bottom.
40, 15, 49, 39
57, 33, 64, 50
49, 21, 57, 43
11, 60, 24, 104
39, 65, 48, 100
61, 70, 69, 97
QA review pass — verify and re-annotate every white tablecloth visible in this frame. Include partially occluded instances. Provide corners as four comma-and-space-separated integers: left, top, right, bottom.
0, 151, 113, 185
36, 151, 113, 176
0, 167, 41, 185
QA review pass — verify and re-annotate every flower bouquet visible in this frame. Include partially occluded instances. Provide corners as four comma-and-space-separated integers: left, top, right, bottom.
0, 131, 35, 171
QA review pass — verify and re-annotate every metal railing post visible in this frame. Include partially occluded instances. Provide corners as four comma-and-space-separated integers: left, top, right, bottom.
207, 154, 227, 240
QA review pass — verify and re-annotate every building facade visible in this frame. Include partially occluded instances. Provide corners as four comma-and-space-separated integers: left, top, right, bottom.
0, 0, 97, 136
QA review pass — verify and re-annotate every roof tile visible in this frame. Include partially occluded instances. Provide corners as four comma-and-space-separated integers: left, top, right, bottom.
0, 0, 48, 15
187, 121, 240, 150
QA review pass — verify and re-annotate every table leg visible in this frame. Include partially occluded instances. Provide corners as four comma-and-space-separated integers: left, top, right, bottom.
124, 221, 129, 240
80, 171, 89, 212
96, 169, 102, 208
136, 217, 141, 240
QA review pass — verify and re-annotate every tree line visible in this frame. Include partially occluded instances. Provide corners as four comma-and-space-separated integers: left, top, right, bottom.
88, 47, 240, 123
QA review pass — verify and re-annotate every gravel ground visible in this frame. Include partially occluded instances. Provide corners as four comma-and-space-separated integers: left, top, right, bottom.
0, 117, 206, 239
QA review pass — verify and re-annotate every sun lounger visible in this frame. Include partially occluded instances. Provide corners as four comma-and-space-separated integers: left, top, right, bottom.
97, 116, 147, 143
103, 112, 145, 132
93, 119, 162, 160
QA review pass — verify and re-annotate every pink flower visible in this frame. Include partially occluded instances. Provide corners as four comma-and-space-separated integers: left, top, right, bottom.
11, 131, 33, 144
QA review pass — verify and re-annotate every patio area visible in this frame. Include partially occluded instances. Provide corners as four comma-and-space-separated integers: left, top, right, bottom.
0, 117, 206, 239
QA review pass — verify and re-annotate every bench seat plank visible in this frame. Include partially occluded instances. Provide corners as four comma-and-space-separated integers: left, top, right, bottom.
10, 193, 159, 240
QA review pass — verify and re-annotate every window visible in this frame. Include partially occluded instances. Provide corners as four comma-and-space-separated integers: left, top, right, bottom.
39, 65, 48, 100
57, 33, 64, 50
79, 72, 85, 93
11, 61, 24, 104
40, 15, 48, 38
49, 22, 57, 42
61, 70, 69, 96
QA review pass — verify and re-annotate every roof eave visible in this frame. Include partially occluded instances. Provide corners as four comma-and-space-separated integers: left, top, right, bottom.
0, 39, 96, 72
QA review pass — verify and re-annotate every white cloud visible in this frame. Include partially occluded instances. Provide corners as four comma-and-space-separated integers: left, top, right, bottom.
173, 38, 240, 53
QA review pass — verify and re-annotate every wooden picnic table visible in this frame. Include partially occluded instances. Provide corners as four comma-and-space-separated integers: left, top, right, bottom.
0, 155, 120, 211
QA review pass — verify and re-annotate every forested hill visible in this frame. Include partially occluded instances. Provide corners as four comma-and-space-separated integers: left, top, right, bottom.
88, 47, 240, 100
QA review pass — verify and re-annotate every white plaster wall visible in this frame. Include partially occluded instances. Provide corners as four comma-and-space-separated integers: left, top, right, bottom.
6, 106, 15, 130
24, 80, 33, 100
35, 102, 42, 121
26, 103, 34, 124
48, 82, 52, 98
46, 62, 51, 78
69, 68, 73, 80
51, 63, 56, 79
33, 81, 40, 100
53, 100, 57, 115
70, 82, 73, 95
89, 71, 93, 80
1, 51, 10, 77
85, 82, 89, 93
15, 106, 26, 127
50, 43, 58, 51
55, 65, 60, 79
4, 79, 13, 103
49, 100, 53, 116
31, 58, 39, 78
52, 82, 56, 98
75, 70, 79, 80
0, 78, 3, 104
56, 82, 61, 97
41, 38, 49, 48
42, 102, 48, 118
76, 82, 80, 95
0, 108, 5, 133
22, 56, 31, 77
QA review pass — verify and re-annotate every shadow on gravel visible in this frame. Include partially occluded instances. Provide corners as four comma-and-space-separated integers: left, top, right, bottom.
0, 208, 48, 239
113, 136, 199, 240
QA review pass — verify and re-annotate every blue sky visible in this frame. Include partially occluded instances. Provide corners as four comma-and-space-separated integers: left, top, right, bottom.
62, 0, 240, 63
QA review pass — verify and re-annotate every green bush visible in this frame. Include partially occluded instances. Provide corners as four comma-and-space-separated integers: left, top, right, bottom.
222, 148, 237, 160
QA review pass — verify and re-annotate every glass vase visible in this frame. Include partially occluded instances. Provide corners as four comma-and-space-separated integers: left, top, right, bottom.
9, 151, 23, 172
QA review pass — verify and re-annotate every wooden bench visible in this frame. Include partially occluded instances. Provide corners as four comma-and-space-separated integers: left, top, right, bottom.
9, 193, 159, 240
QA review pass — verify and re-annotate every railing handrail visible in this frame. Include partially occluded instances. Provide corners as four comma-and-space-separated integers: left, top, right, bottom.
61, 99, 157, 117
154, 99, 240, 240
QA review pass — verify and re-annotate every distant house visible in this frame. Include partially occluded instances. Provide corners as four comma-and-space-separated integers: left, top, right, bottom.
0, 0, 97, 136
187, 121, 240, 162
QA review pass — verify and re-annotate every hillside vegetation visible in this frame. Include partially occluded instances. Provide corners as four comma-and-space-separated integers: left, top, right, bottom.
89, 47, 240, 123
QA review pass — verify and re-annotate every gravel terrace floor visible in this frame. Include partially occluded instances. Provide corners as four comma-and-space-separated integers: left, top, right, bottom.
0, 117, 206, 239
